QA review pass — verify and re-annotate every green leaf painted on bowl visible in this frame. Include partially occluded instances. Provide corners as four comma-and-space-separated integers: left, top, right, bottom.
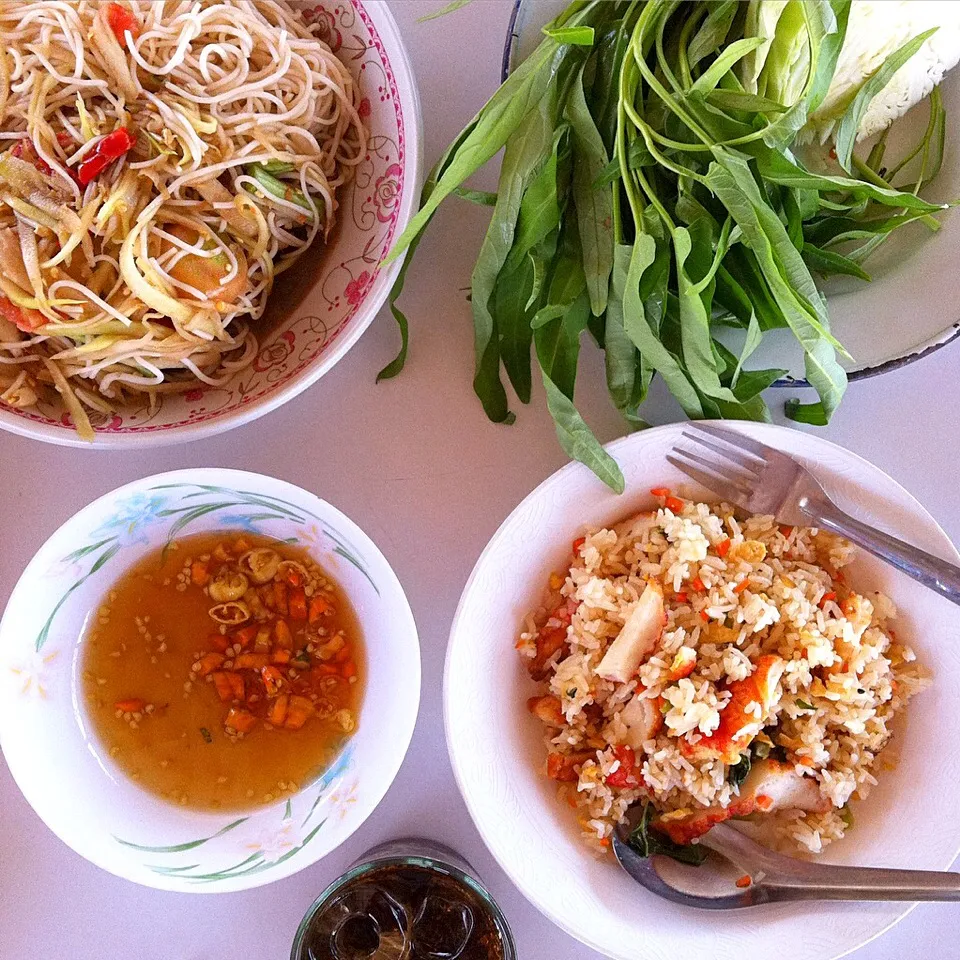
114, 816, 248, 854
111, 748, 354, 885
151, 484, 314, 523
332, 545, 379, 595
61, 537, 116, 564
321, 526, 379, 596
146, 821, 328, 883
36, 541, 122, 652
147, 485, 379, 593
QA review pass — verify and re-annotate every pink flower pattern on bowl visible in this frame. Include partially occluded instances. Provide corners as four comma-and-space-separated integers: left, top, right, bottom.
373, 162, 402, 223
0, 1, 415, 446
345, 271, 373, 306
309, 5, 342, 52
254, 331, 297, 373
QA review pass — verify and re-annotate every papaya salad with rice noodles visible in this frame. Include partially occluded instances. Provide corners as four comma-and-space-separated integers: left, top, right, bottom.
0, 0, 366, 439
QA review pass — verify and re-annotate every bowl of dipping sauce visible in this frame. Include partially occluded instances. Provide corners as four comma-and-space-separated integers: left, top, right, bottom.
0, 468, 420, 892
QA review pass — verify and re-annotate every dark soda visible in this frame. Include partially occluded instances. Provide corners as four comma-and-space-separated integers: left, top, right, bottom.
292, 840, 514, 960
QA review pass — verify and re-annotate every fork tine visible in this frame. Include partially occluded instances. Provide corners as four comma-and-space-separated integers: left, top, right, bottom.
681, 431, 763, 477
667, 453, 749, 507
674, 446, 756, 491
688, 422, 778, 461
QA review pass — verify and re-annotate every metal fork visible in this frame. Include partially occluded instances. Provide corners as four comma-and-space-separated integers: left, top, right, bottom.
668, 422, 960, 606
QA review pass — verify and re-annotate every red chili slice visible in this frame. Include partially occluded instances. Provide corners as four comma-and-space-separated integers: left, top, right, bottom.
76, 128, 136, 187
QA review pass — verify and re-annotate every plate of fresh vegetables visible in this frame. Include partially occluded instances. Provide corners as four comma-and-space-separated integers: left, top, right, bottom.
384, 0, 960, 492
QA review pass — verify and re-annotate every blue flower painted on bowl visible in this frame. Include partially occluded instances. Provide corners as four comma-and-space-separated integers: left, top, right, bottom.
91, 492, 168, 546
211, 513, 272, 535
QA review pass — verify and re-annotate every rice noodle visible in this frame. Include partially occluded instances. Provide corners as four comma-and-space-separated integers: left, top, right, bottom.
0, 1, 366, 435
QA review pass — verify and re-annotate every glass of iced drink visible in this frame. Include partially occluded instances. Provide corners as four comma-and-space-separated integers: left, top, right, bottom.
291, 838, 516, 960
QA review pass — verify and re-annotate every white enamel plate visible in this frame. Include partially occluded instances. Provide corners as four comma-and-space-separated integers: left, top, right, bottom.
503, 0, 960, 386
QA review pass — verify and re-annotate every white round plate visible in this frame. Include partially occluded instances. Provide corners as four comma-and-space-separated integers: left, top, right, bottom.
503, 0, 960, 385
445, 422, 960, 960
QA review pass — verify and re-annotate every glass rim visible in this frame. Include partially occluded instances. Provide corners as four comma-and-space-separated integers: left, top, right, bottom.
291, 851, 517, 960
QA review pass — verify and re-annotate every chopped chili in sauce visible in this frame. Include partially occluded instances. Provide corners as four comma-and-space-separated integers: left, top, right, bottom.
81, 531, 363, 812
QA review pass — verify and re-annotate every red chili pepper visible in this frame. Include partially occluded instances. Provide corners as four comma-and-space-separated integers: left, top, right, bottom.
106, 2, 140, 43
664, 495, 684, 513
716, 538, 731, 558
572, 537, 586, 553
76, 128, 135, 187
650, 486, 670, 498
604, 745, 638, 789
691, 576, 705, 592
674, 591, 688, 604
819, 591, 837, 609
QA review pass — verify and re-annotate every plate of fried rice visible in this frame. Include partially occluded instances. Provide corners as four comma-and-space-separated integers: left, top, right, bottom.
444, 422, 960, 960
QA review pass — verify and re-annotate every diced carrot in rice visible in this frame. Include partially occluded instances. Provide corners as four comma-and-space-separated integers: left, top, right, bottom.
527, 695, 564, 727
546, 751, 593, 782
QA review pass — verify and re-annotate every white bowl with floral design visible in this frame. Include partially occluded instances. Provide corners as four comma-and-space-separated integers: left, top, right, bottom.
0, 1, 421, 448
0, 468, 420, 892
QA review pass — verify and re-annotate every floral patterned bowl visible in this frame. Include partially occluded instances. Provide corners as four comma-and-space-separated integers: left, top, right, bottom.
0, 469, 420, 892
0, 1, 422, 448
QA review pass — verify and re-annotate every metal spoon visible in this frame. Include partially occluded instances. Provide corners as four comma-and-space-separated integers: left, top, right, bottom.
612, 823, 960, 908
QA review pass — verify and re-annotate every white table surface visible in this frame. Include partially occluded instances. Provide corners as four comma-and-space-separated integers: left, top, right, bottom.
1, 2, 959, 958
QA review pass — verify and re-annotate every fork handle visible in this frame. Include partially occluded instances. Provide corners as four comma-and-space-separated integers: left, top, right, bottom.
798, 495, 960, 606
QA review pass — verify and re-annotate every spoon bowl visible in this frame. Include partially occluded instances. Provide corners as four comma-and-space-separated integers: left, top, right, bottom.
612, 823, 960, 909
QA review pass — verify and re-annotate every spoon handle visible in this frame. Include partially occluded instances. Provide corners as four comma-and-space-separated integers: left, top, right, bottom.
766, 864, 960, 903
703, 826, 960, 903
